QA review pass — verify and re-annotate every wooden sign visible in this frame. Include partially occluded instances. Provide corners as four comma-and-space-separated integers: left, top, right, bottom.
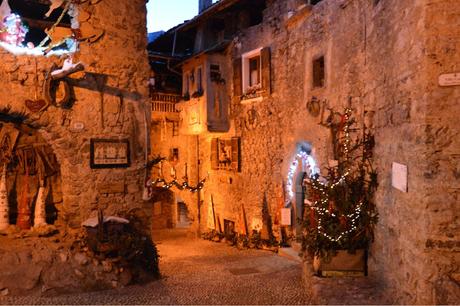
90, 139, 130, 169
281, 208, 291, 226
392, 162, 408, 192
98, 182, 125, 194
439, 73, 460, 87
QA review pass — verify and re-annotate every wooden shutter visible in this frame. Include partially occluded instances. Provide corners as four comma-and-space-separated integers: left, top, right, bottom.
261, 47, 271, 94
233, 58, 242, 98
211, 138, 219, 170
231, 137, 240, 172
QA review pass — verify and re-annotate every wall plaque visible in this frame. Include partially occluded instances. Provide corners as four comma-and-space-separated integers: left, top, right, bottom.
98, 182, 125, 194
439, 72, 460, 87
90, 139, 130, 169
392, 162, 408, 192
281, 208, 291, 226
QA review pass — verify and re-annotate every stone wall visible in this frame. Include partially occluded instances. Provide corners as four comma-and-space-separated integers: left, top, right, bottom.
0, 0, 151, 232
152, 0, 458, 303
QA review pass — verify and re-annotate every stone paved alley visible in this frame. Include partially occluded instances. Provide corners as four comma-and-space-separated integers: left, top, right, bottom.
0, 229, 312, 305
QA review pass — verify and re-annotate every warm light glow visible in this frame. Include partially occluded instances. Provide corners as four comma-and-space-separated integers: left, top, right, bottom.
285, 150, 319, 206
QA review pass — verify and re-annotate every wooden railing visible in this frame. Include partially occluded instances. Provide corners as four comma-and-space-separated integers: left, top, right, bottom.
151, 93, 181, 113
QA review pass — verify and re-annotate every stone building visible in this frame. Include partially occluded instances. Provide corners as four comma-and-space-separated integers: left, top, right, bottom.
148, 0, 459, 304
0, 0, 153, 294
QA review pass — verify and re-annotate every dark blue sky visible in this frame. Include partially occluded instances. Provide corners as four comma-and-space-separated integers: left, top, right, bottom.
147, 0, 198, 33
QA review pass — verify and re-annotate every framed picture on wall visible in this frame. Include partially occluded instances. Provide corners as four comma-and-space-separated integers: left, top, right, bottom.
90, 139, 130, 169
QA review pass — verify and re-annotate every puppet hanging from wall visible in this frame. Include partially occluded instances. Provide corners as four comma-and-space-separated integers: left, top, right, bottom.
0, 123, 20, 231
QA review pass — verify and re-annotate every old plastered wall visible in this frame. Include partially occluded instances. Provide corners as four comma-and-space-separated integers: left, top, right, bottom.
0, 0, 151, 232
185, 0, 458, 304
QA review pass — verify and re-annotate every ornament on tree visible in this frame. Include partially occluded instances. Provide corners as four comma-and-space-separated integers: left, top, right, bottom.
301, 106, 379, 259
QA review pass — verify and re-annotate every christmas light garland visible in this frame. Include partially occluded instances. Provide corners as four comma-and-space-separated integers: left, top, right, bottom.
285, 151, 319, 206
303, 107, 375, 245
150, 177, 206, 193
149, 161, 206, 193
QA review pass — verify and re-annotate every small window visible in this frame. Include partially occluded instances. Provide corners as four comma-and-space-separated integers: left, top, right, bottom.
238, 47, 270, 100
210, 64, 223, 83
309, 0, 323, 5
170, 148, 179, 162
242, 48, 262, 94
312, 56, 325, 88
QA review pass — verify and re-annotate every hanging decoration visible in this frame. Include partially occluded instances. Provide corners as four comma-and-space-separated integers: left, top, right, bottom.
33, 184, 48, 227
244, 107, 259, 130
301, 106, 378, 259
0, 13, 28, 46
0, 0, 11, 21
0, 166, 9, 231
285, 144, 320, 206
145, 160, 207, 195
25, 59, 49, 113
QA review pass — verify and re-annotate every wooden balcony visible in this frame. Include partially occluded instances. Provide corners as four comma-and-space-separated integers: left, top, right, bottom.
151, 93, 181, 121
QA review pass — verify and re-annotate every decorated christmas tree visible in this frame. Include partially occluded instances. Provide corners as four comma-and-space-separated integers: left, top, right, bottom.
301, 107, 378, 260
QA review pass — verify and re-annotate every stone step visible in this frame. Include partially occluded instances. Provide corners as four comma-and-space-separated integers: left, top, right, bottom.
278, 247, 302, 262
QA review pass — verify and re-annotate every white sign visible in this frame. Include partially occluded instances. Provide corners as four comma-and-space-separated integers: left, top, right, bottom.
392, 162, 408, 192
439, 73, 460, 87
281, 208, 291, 226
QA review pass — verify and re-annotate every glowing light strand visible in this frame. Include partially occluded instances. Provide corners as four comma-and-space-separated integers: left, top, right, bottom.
308, 107, 362, 243
285, 151, 319, 206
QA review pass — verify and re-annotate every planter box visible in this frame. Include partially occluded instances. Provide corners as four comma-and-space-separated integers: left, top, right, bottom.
313, 249, 367, 277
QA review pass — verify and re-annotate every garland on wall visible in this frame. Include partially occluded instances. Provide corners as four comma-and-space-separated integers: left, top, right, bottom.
144, 159, 206, 199
301, 107, 378, 259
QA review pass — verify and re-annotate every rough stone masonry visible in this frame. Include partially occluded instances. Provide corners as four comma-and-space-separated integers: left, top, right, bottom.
0, 0, 153, 295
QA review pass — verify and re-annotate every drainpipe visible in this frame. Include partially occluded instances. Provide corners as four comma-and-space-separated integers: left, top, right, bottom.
196, 135, 201, 237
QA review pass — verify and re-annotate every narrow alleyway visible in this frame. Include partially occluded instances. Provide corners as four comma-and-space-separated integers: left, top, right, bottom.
0, 229, 311, 305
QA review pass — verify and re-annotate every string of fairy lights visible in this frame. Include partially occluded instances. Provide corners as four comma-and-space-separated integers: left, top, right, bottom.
285, 151, 319, 206
303, 107, 364, 243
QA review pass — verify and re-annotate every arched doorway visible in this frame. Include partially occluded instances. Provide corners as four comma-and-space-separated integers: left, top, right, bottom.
0, 116, 62, 230
151, 189, 192, 230
285, 141, 319, 238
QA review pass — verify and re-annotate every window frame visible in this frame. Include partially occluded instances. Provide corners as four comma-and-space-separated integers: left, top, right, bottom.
241, 47, 263, 94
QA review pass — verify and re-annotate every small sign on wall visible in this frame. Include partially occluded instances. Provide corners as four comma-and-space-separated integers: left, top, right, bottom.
439, 72, 460, 87
281, 208, 291, 226
392, 162, 408, 192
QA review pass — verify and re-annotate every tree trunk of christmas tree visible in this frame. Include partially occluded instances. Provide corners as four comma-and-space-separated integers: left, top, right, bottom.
0, 167, 9, 230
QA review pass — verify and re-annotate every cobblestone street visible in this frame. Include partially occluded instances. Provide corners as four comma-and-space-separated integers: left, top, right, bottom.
0, 229, 311, 305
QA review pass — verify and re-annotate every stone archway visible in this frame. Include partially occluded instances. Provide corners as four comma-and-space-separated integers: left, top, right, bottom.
0, 115, 62, 230
284, 141, 320, 237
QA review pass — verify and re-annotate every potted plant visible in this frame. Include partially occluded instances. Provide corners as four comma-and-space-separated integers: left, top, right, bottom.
301, 107, 378, 277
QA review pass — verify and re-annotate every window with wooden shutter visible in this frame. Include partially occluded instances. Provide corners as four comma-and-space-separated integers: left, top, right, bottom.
233, 58, 242, 98
211, 138, 219, 170
211, 137, 241, 172
261, 47, 271, 94
230, 137, 240, 172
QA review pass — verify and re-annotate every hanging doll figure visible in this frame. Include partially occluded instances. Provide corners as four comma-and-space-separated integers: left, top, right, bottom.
33, 182, 48, 227
0, 13, 28, 46
0, 166, 9, 231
